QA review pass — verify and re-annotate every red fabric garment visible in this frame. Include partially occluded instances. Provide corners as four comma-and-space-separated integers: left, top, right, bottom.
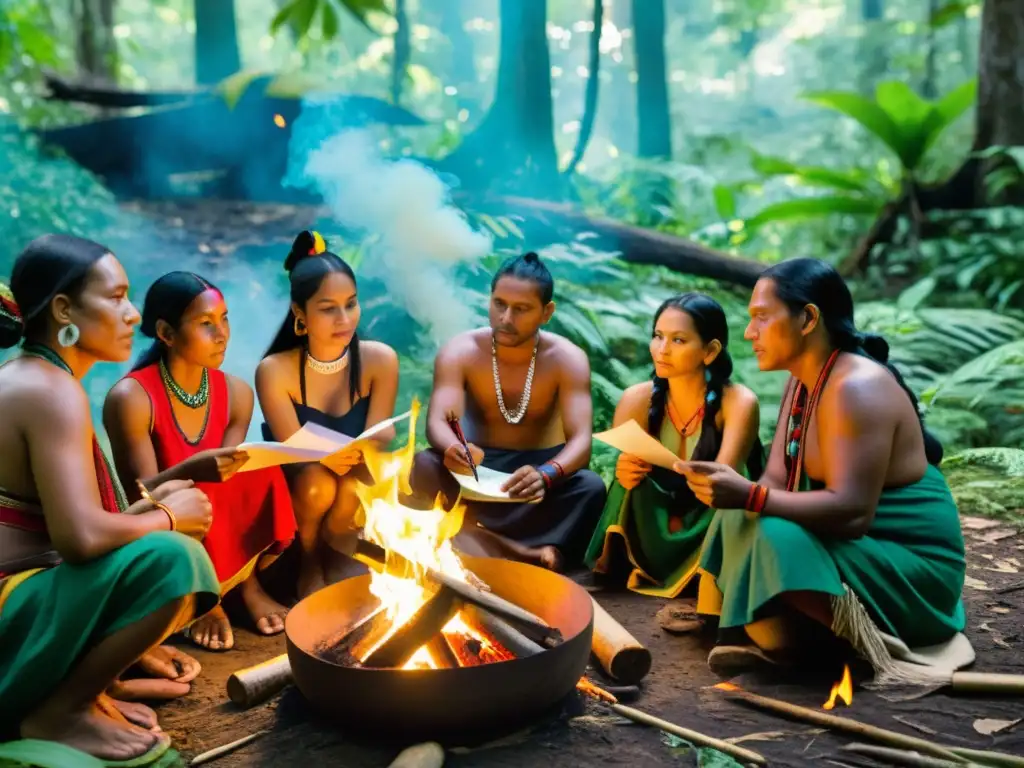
127, 364, 296, 585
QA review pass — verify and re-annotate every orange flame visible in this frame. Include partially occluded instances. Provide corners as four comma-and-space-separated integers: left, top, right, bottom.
273, 113, 286, 128
713, 682, 740, 692
823, 664, 853, 710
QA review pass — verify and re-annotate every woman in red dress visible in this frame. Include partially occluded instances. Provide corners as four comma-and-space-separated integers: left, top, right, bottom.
104, 272, 297, 651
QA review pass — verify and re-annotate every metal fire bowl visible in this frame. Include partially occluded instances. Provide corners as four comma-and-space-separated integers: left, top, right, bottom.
285, 555, 594, 745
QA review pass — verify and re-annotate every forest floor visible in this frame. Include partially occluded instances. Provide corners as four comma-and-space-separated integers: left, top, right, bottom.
158, 517, 1023, 768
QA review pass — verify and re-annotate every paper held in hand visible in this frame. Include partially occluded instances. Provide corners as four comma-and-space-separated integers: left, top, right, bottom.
451, 465, 542, 504
593, 419, 681, 470
238, 411, 412, 472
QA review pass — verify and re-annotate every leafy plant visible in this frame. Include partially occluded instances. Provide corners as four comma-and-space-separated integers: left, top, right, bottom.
271, 0, 390, 40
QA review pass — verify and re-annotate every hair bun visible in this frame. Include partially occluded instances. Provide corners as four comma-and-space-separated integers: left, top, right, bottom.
523, 251, 540, 264
857, 332, 889, 364
284, 230, 327, 272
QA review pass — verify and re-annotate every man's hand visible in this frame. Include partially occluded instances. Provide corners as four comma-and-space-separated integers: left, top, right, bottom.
443, 442, 484, 475
501, 465, 546, 500
615, 453, 652, 490
673, 460, 752, 509
180, 447, 249, 483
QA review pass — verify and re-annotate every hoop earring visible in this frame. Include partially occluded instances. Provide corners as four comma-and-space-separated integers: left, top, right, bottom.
294, 316, 306, 336
57, 323, 80, 348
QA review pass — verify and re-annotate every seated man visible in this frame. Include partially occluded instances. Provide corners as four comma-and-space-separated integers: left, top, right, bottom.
410, 252, 606, 571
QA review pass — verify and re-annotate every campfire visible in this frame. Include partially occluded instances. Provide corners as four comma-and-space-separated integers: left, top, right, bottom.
823, 664, 853, 710
311, 401, 557, 672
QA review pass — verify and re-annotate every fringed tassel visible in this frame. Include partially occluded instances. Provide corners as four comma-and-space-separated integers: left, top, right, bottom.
830, 585, 948, 695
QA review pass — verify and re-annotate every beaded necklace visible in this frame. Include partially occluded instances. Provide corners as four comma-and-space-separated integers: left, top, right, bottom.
21, 342, 130, 512
159, 358, 209, 409
784, 349, 840, 492
667, 399, 705, 438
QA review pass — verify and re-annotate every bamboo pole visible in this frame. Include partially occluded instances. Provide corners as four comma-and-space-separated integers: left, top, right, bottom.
842, 743, 975, 768
718, 687, 968, 764
190, 730, 270, 766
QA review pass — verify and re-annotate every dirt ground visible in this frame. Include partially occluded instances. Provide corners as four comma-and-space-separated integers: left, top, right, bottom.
155, 519, 1024, 768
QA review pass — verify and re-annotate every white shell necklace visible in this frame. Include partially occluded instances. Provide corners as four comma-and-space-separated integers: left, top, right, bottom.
306, 347, 350, 375
492, 335, 538, 425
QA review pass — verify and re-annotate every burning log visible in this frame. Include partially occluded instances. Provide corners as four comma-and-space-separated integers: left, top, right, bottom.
444, 632, 487, 667
590, 596, 652, 685
362, 587, 462, 669
461, 605, 545, 659
353, 538, 563, 645
424, 634, 459, 669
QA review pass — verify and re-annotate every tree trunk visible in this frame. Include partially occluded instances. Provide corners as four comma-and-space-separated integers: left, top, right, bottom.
437, 0, 476, 114
631, 0, 671, 159
438, 0, 560, 197
859, 0, 887, 92
391, 0, 410, 105
563, 0, 604, 176
73, 0, 118, 85
194, 0, 242, 85
973, 0, 1024, 151
922, 0, 939, 99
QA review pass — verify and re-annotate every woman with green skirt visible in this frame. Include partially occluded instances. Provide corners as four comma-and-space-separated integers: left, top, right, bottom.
675, 258, 967, 679
584, 293, 762, 597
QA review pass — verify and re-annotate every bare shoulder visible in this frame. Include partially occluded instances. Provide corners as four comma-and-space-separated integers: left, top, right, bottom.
224, 372, 254, 401
620, 381, 654, 411
8, 362, 91, 429
722, 382, 758, 414
255, 349, 298, 388
359, 340, 399, 371
435, 329, 481, 366
824, 358, 896, 418
544, 332, 590, 373
105, 375, 150, 408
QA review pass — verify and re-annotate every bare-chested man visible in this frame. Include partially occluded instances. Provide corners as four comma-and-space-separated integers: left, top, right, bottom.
409, 252, 606, 571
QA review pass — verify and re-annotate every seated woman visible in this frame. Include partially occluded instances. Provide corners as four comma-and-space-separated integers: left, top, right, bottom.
256, 231, 399, 598
0, 235, 222, 763
104, 272, 298, 652
677, 258, 966, 678
585, 293, 762, 598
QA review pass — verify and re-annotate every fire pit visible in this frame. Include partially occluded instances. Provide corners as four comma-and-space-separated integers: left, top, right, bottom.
279, 403, 594, 744
285, 554, 593, 743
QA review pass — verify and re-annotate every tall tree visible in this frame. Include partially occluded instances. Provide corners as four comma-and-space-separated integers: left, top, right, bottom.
440, 0, 559, 196
194, 0, 241, 85
563, 0, 604, 177
631, 0, 671, 159
73, 0, 118, 85
390, 0, 409, 105
973, 0, 1023, 151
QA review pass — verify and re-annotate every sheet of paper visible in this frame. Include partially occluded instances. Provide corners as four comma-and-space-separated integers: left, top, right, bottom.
593, 419, 681, 470
239, 411, 412, 473
451, 465, 541, 504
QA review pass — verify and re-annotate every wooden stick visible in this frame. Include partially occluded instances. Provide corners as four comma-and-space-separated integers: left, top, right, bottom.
949, 748, 1024, 768
842, 743, 967, 768
424, 633, 459, 669
362, 587, 462, 669
609, 703, 766, 765
590, 596, 652, 685
387, 741, 445, 768
950, 671, 1024, 696
352, 538, 562, 643
461, 604, 545, 658
190, 730, 270, 765
719, 688, 967, 763
226, 655, 292, 708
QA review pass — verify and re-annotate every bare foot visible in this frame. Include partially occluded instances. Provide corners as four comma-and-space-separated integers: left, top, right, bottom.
21, 699, 163, 762
97, 695, 160, 732
109, 677, 191, 701
186, 604, 234, 651
240, 574, 288, 635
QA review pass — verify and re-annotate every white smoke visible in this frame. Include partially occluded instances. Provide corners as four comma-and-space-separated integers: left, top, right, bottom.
300, 129, 493, 344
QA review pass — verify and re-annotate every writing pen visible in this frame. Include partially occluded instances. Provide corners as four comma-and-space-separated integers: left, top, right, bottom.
446, 414, 479, 483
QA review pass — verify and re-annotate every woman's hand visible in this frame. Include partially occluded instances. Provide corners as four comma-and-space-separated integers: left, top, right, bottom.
321, 445, 362, 476
161, 485, 213, 538
179, 447, 249, 484
615, 453, 652, 490
673, 460, 753, 509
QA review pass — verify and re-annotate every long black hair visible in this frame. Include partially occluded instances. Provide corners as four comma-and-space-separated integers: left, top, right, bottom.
761, 257, 944, 466
647, 292, 765, 479
263, 230, 362, 405
131, 271, 219, 371
1, 234, 110, 348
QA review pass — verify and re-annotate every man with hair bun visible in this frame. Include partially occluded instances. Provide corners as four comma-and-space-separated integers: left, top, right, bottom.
410, 251, 606, 571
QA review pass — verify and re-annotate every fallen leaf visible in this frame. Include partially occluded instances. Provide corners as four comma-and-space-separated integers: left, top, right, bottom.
993, 636, 1012, 649
964, 575, 992, 591
973, 718, 1021, 736
724, 731, 788, 744
979, 622, 994, 632
892, 715, 937, 735
990, 606, 1011, 614
977, 530, 1018, 544
962, 517, 1002, 530
984, 561, 1019, 574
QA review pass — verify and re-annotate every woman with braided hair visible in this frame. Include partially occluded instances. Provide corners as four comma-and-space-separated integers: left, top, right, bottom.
585, 293, 763, 598
677, 258, 967, 679
104, 271, 297, 652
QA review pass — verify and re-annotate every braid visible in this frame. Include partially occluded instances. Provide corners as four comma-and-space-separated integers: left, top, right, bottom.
647, 375, 669, 436
690, 359, 727, 463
